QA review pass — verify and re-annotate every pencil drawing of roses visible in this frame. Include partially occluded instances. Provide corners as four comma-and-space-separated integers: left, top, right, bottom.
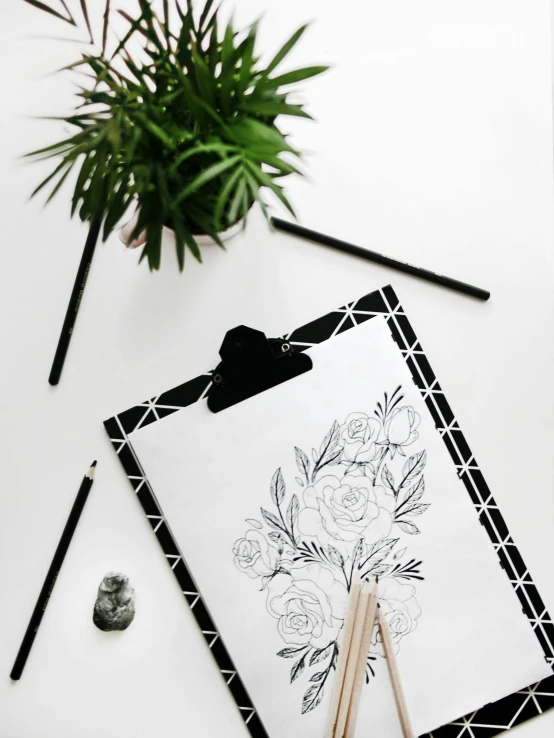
371, 577, 422, 654
297, 475, 394, 549
232, 387, 429, 715
233, 530, 282, 579
266, 563, 347, 648
340, 412, 381, 464
381, 406, 421, 457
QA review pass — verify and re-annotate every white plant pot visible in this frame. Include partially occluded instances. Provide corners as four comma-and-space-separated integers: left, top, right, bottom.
119, 211, 245, 250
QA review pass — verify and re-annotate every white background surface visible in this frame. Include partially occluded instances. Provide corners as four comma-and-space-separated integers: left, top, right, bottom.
1, 1, 554, 737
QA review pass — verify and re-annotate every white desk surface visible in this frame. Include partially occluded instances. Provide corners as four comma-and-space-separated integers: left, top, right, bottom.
1, 1, 554, 737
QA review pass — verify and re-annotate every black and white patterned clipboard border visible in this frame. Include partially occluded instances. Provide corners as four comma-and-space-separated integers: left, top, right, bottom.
104, 285, 554, 738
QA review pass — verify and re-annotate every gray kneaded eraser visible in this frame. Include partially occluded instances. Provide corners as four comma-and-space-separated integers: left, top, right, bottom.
93, 572, 136, 632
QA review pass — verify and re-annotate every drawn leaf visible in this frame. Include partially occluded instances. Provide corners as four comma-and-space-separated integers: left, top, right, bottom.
397, 521, 421, 535
287, 494, 300, 531
400, 450, 427, 488
318, 421, 341, 465
295, 476, 304, 487
352, 538, 364, 565
398, 477, 425, 508
382, 465, 395, 494
294, 542, 333, 567
270, 467, 286, 506
369, 563, 391, 578
268, 531, 283, 543
391, 558, 424, 580
410, 478, 425, 503
277, 646, 308, 658
246, 518, 262, 529
327, 545, 344, 568
260, 507, 283, 531
295, 446, 310, 478
302, 682, 324, 714
312, 448, 318, 463
310, 671, 326, 682
309, 642, 333, 666
291, 653, 306, 682
390, 385, 403, 401
393, 546, 407, 560
324, 448, 343, 466
399, 503, 430, 517
387, 386, 404, 416
361, 537, 398, 569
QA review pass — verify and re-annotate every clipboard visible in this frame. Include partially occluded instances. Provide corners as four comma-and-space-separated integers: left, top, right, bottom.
104, 285, 554, 738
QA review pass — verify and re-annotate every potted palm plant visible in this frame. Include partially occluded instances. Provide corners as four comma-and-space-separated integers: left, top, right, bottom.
23, 0, 328, 270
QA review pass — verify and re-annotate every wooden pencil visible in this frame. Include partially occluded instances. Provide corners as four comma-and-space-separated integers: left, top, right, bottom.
10, 462, 96, 680
334, 583, 371, 738
323, 568, 362, 738
344, 580, 380, 738
378, 605, 415, 738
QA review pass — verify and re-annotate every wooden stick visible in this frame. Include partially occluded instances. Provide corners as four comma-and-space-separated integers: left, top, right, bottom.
344, 581, 379, 738
334, 583, 371, 738
378, 606, 415, 738
323, 568, 362, 738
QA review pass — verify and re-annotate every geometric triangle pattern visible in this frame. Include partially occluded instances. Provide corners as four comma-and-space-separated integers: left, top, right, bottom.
104, 285, 554, 738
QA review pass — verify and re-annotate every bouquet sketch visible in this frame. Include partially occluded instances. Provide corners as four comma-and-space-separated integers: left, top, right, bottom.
232, 386, 430, 714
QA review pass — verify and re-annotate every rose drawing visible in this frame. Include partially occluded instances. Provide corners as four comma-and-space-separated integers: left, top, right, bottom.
233, 529, 282, 578
232, 387, 429, 715
340, 412, 381, 464
371, 577, 422, 654
267, 563, 347, 648
298, 475, 394, 550
381, 406, 421, 457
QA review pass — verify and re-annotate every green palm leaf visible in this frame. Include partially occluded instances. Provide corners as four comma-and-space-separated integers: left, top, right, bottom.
215, 166, 242, 228
266, 66, 329, 88
174, 155, 241, 204
266, 24, 308, 74
22, 0, 326, 270
30, 159, 68, 198
239, 101, 312, 119
22, 0, 75, 25
79, 0, 94, 44
102, 0, 111, 55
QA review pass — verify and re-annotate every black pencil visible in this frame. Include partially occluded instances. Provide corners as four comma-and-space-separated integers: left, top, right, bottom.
48, 216, 102, 385
271, 218, 490, 301
10, 461, 97, 681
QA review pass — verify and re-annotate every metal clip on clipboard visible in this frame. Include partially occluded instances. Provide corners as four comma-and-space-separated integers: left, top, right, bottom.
207, 325, 313, 413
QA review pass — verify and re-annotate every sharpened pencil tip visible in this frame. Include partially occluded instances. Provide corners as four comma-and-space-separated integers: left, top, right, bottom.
91, 460, 97, 468
86, 462, 97, 480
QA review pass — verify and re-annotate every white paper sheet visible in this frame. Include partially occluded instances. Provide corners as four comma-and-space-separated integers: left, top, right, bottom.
129, 317, 550, 737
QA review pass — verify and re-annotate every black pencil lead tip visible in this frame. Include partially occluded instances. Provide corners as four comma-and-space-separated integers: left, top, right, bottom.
91, 460, 97, 468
